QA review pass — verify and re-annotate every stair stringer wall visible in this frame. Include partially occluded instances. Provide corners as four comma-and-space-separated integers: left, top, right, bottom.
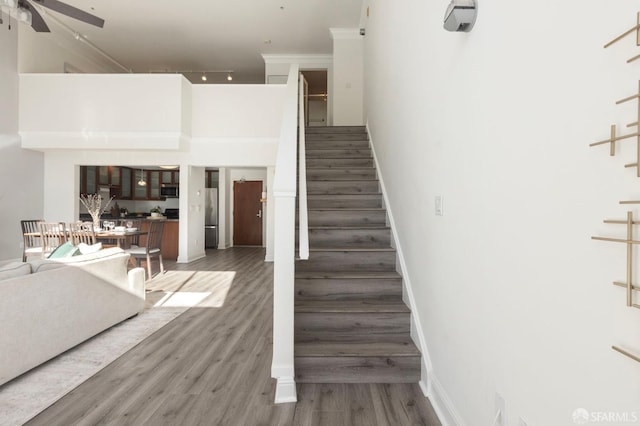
366, 122, 463, 426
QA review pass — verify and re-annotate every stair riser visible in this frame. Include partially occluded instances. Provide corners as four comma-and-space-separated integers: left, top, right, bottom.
297, 250, 396, 272
306, 149, 372, 159
306, 169, 376, 181
307, 180, 379, 195
295, 278, 402, 301
306, 140, 370, 150
296, 312, 410, 336
307, 158, 374, 168
307, 195, 382, 209
295, 356, 421, 383
307, 210, 386, 227
307, 228, 391, 248
306, 126, 366, 134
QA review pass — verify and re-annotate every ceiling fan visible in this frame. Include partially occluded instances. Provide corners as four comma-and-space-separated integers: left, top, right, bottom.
1, 0, 104, 32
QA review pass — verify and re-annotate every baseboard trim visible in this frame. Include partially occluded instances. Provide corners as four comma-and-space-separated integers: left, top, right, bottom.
274, 376, 297, 404
425, 374, 466, 426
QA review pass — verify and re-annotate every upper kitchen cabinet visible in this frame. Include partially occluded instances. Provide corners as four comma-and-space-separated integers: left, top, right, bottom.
81, 166, 127, 198
149, 171, 161, 199
120, 167, 132, 199
161, 170, 179, 185
81, 166, 97, 195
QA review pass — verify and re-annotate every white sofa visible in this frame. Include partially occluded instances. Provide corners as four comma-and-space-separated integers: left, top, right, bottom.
0, 247, 146, 386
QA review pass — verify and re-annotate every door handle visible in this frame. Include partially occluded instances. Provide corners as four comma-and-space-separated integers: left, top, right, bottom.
257, 210, 262, 218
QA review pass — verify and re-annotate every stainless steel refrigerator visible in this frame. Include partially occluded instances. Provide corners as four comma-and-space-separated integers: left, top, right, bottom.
204, 188, 218, 248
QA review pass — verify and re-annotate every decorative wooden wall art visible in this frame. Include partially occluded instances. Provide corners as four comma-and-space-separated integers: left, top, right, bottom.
591, 12, 640, 364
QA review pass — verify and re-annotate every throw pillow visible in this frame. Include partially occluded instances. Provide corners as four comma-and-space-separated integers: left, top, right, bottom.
77, 242, 103, 255
48, 241, 79, 259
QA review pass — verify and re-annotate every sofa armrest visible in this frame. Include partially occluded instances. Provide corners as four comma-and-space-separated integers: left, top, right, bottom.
128, 267, 146, 312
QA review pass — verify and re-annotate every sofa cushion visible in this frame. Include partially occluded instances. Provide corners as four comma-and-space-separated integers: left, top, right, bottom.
30, 260, 67, 273
77, 242, 103, 255
48, 242, 79, 259
0, 262, 31, 280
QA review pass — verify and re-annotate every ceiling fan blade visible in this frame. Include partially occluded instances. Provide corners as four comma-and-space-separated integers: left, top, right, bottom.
31, 0, 104, 28
22, 0, 50, 32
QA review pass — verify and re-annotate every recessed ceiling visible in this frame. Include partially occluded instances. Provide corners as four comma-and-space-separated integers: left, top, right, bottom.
28, 0, 363, 83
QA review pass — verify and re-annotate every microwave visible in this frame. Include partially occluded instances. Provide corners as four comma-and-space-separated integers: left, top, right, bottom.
160, 185, 179, 198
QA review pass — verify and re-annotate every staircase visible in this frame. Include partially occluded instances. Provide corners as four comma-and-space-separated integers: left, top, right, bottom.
294, 126, 421, 383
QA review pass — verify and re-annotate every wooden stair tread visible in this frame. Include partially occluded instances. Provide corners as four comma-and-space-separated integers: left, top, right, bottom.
296, 299, 409, 313
307, 207, 385, 211
307, 226, 390, 230
295, 271, 401, 279
295, 337, 420, 357
307, 247, 395, 252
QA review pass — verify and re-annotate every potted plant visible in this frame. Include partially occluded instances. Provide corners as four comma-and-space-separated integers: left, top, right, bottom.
150, 206, 162, 218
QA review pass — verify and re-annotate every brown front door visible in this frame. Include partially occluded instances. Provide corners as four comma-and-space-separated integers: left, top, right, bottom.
233, 180, 263, 246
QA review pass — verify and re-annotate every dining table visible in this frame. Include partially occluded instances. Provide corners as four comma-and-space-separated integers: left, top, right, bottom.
95, 230, 148, 249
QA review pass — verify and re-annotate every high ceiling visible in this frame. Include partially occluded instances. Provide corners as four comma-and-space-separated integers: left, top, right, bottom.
21, 0, 363, 84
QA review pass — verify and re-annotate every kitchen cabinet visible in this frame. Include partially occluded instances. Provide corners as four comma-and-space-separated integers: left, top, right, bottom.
81, 166, 97, 195
120, 167, 132, 199
81, 166, 124, 197
140, 220, 179, 260
81, 166, 165, 201
149, 171, 161, 199
161, 170, 179, 185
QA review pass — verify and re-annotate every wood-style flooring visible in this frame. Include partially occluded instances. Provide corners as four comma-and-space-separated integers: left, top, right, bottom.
26, 247, 441, 426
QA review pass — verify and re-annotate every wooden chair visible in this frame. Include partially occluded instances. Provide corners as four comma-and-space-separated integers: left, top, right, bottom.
118, 218, 142, 246
125, 220, 165, 279
68, 221, 96, 245
38, 221, 68, 257
21, 219, 44, 262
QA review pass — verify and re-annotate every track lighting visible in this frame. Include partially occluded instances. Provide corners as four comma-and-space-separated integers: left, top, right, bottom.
227, 73, 233, 81
201, 73, 207, 82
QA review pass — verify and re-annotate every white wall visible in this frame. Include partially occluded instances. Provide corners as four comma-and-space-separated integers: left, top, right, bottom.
0, 18, 43, 260
330, 28, 364, 126
363, 1, 640, 425
18, 20, 126, 73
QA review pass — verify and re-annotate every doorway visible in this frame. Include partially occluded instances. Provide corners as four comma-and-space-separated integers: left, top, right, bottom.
300, 70, 328, 127
233, 180, 263, 246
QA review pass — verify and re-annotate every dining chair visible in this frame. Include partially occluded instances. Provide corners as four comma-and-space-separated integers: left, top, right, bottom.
125, 220, 165, 279
21, 219, 44, 262
38, 221, 68, 257
68, 221, 97, 245
118, 218, 142, 246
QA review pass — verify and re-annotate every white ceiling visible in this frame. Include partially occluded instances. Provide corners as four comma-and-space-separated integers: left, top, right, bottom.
31, 0, 363, 83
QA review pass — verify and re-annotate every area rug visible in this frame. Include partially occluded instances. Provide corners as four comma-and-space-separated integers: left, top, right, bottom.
0, 270, 232, 426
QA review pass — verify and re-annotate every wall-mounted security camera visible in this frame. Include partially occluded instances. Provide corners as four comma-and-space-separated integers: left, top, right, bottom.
443, 0, 477, 32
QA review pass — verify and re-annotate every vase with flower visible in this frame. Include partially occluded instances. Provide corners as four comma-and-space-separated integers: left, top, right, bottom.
80, 193, 114, 230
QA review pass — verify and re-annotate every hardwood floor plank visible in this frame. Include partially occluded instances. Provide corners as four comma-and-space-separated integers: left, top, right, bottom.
22, 248, 440, 426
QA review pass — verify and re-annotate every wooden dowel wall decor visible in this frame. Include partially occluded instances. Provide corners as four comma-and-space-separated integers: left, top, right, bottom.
612, 346, 640, 363
595, 12, 640, 365
591, 211, 636, 307
604, 12, 640, 48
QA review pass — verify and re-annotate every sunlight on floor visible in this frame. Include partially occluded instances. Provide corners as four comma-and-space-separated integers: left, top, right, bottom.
146, 270, 236, 308
153, 291, 212, 308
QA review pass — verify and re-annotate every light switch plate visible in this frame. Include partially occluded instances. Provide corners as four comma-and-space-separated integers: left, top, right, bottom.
435, 196, 444, 216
